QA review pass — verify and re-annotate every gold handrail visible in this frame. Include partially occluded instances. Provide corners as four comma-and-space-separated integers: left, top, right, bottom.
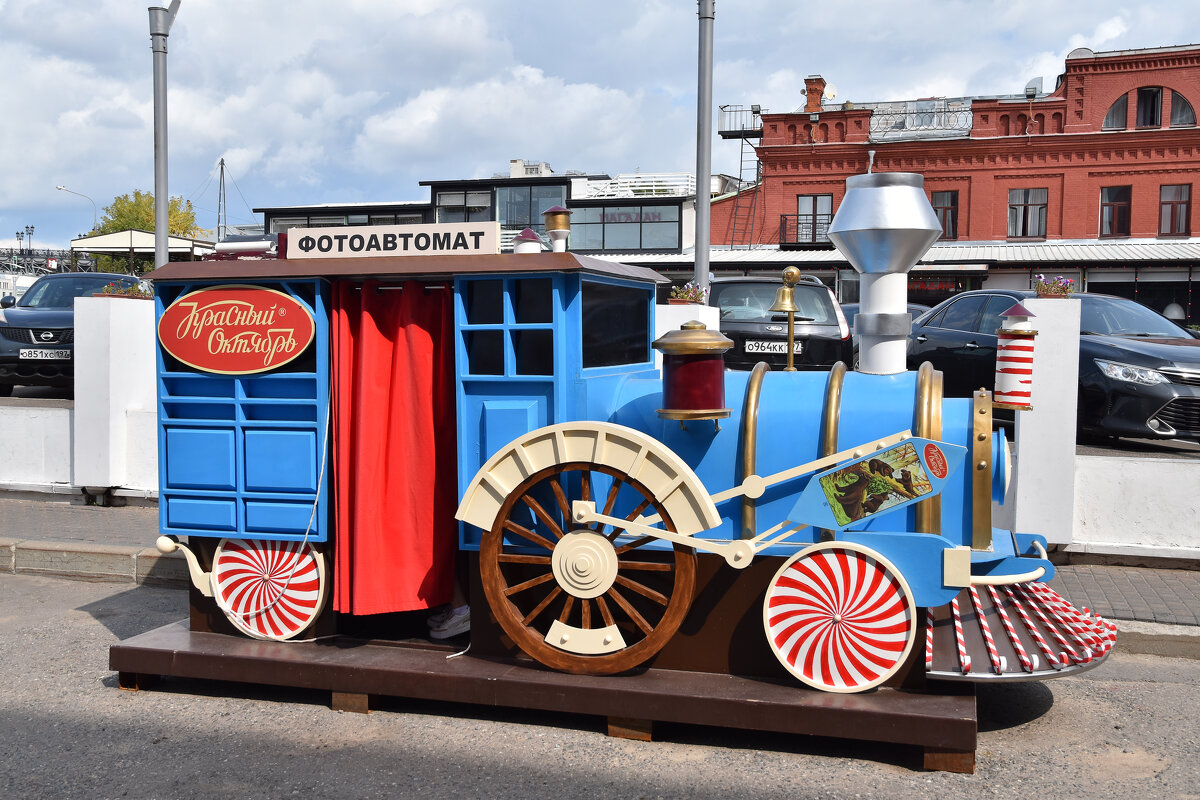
818, 361, 847, 541
914, 362, 943, 535
740, 362, 770, 539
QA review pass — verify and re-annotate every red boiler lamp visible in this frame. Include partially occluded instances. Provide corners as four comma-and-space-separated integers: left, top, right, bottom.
652, 320, 733, 426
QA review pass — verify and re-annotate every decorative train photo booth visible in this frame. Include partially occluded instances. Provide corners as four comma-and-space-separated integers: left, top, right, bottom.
112, 174, 1114, 768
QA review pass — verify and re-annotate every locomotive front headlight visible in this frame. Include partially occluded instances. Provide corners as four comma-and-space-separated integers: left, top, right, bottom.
1093, 359, 1170, 386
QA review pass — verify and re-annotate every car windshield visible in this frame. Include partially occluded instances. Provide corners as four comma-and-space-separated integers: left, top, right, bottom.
17, 276, 132, 309
1079, 295, 1190, 338
710, 282, 836, 324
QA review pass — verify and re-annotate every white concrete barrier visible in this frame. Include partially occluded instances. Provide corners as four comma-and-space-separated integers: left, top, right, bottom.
1005, 297, 1081, 545
71, 295, 157, 494
1071, 455, 1200, 559
0, 400, 73, 492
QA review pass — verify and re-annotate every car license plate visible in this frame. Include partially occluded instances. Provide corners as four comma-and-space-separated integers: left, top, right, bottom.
744, 340, 802, 354
19, 349, 71, 360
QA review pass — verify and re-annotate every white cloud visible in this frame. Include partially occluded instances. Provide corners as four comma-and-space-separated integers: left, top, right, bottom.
4, 0, 1200, 248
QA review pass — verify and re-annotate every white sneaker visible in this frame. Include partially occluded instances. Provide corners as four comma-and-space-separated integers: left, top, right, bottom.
425, 604, 454, 629
429, 605, 470, 639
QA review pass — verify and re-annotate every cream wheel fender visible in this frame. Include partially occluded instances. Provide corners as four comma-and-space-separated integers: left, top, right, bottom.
457, 421, 720, 537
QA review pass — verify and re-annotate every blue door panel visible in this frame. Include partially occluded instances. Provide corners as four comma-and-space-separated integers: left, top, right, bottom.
244, 500, 317, 535
166, 497, 237, 531
244, 429, 318, 492
164, 428, 237, 490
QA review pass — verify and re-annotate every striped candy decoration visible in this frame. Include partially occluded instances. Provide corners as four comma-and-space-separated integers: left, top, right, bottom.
988, 585, 1035, 672
926, 609, 935, 671
1016, 583, 1087, 664
1004, 585, 1063, 669
764, 544, 915, 693
212, 538, 327, 641
950, 595, 972, 674
969, 586, 1007, 674
1026, 583, 1097, 662
993, 331, 1035, 410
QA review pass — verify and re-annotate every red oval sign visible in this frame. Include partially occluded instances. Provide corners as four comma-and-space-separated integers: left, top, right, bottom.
923, 443, 949, 480
158, 285, 316, 374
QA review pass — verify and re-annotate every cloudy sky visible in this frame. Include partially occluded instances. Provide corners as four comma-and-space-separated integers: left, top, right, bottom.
2, 0, 1198, 250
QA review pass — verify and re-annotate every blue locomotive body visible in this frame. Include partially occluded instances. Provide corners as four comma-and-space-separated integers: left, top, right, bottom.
150, 234, 1111, 691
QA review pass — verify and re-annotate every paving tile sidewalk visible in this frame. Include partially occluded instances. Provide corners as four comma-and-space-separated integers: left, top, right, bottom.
1, 492, 1198, 630
1053, 563, 1200, 627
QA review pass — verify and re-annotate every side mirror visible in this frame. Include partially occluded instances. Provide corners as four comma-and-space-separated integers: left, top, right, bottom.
0, 295, 15, 309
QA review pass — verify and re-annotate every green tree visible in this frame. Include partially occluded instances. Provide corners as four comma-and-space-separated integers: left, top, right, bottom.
93, 190, 208, 273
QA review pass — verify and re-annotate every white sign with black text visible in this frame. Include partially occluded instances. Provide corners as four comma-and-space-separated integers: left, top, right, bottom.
285, 222, 501, 259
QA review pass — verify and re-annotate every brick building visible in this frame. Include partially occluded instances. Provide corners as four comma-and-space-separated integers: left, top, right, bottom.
710, 44, 1200, 322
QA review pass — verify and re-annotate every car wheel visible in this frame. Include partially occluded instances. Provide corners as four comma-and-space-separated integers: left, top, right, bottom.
0, 384, 13, 398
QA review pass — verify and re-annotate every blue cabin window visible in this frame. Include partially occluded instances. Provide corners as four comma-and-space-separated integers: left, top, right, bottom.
458, 276, 558, 377
465, 279, 503, 324
581, 280, 650, 368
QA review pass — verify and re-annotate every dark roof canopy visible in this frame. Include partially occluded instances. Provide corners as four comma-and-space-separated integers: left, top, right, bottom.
146, 251, 666, 284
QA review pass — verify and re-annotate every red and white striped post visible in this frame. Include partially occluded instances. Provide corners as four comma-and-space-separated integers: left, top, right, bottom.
993, 301, 1037, 411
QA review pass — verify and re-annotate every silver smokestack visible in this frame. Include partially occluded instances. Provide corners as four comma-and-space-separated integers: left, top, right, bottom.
828, 173, 942, 375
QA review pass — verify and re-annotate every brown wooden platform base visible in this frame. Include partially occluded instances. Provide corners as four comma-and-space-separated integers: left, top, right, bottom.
109, 621, 976, 773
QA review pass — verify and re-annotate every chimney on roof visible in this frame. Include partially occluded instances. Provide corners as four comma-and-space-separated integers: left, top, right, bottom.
804, 75, 826, 114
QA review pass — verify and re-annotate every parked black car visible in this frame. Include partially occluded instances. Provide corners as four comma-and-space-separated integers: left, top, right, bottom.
0, 272, 140, 396
907, 289, 1200, 442
708, 275, 852, 371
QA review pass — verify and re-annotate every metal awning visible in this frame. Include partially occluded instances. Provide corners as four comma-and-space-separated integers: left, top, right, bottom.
598, 237, 1200, 270
69, 229, 215, 258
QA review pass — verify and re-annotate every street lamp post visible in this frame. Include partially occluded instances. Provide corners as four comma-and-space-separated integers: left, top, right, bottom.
150, 1, 182, 271
25, 225, 34, 268
57, 185, 98, 233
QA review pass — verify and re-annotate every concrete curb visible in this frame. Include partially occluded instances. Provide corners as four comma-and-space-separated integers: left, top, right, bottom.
1113, 619, 1200, 661
0, 537, 187, 588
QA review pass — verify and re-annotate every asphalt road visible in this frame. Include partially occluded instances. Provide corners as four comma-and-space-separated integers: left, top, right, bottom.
2, 573, 1198, 799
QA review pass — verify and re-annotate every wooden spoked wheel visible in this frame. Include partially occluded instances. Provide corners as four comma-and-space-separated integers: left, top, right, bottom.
763, 542, 915, 693
480, 462, 696, 675
212, 538, 327, 641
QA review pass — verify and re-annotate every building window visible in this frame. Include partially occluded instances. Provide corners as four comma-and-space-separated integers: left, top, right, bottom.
1102, 94, 1128, 130
571, 205, 680, 251
269, 217, 308, 233
1160, 185, 1191, 236
1100, 186, 1132, 237
795, 194, 833, 244
437, 191, 493, 223
1171, 91, 1197, 127
931, 191, 958, 240
1007, 188, 1047, 238
1137, 87, 1162, 128
496, 185, 566, 235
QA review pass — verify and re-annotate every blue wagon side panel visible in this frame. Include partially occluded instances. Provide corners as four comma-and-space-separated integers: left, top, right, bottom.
155, 279, 331, 542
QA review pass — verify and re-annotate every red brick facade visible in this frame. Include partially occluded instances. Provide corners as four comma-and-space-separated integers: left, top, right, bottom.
713, 46, 1200, 247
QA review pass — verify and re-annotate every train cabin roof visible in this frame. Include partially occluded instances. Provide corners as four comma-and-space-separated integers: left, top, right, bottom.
146, 251, 666, 286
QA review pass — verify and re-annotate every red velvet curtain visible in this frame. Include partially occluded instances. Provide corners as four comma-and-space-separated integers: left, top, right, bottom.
332, 280, 457, 615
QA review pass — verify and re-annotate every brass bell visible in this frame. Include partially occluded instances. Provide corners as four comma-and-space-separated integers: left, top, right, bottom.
769, 266, 801, 314
768, 266, 802, 371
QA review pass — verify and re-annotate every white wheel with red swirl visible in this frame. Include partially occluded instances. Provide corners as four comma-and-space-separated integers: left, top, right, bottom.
211, 538, 327, 641
764, 542, 916, 693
